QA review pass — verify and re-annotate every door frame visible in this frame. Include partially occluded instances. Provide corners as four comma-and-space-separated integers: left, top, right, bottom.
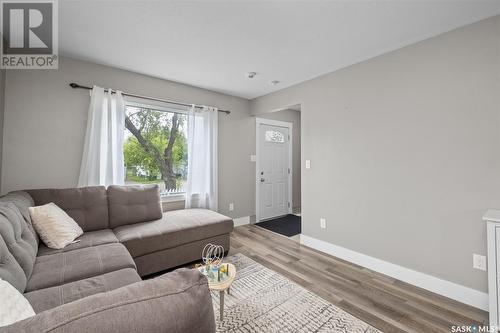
255, 117, 293, 223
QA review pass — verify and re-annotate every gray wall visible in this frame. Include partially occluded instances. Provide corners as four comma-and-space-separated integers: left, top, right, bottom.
251, 16, 500, 292
256, 109, 301, 211
0, 70, 5, 190
1, 56, 254, 220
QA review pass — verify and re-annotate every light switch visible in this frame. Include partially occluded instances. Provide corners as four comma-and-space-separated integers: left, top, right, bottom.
305, 160, 311, 169
473, 254, 487, 271
250, 155, 256, 162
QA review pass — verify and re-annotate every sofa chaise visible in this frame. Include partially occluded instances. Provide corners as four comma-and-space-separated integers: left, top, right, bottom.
0, 185, 234, 332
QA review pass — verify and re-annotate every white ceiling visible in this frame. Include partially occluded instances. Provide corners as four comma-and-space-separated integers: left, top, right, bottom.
59, 1, 500, 99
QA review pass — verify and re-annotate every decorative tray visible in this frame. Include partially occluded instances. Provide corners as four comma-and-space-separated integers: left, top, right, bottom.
197, 264, 231, 285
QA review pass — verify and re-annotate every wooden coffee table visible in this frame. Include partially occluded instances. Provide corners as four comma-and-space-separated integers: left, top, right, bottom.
197, 263, 236, 320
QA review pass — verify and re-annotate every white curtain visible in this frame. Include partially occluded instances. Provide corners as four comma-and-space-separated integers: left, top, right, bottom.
185, 105, 218, 210
78, 86, 125, 187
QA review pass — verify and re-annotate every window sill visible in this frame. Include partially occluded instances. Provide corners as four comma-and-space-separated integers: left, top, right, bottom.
161, 194, 186, 203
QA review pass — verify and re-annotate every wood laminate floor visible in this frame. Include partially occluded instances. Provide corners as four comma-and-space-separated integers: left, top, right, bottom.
228, 225, 488, 333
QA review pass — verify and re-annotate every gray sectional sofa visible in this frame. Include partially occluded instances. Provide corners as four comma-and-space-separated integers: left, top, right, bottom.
0, 185, 234, 332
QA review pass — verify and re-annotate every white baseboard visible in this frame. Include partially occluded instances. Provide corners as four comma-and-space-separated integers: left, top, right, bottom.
300, 234, 489, 311
233, 216, 250, 227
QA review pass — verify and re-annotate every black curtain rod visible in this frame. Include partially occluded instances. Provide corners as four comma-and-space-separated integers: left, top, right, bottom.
69, 83, 231, 115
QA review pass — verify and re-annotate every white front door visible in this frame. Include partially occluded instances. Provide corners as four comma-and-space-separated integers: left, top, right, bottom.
258, 123, 290, 221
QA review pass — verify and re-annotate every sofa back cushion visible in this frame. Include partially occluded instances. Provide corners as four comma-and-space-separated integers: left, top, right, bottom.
0, 191, 39, 247
0, 229, 28, 293
108, 185, 162, 228
27, 187, 109, 231
0, 203, 38, 282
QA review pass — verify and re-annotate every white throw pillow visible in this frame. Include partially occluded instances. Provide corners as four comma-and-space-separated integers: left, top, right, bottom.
0, 278, 35, 327
29, 203, 83, 249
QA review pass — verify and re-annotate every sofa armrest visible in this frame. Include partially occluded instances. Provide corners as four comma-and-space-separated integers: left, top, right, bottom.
1, 268, 215, 333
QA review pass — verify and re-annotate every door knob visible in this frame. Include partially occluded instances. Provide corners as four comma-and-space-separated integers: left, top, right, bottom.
260, 178, 265, 183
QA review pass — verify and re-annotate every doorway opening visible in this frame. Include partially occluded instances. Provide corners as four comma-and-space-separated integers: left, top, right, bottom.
254, 105, 301, 240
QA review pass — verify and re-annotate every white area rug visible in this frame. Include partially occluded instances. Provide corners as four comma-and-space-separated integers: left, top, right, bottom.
212, 253, 381, 333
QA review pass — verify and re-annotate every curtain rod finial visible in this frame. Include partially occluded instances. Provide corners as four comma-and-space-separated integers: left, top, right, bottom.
69, 83, 78, 88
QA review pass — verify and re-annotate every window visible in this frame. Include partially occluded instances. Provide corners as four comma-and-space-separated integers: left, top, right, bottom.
265, 130, 285, 143
124, 104, 188, 198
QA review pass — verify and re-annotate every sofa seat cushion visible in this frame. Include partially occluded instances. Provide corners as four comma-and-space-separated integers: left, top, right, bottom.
37, 229, 119, 257
26, 243, 136, 292
113, 209, 233, 258
24, 268, 141, 313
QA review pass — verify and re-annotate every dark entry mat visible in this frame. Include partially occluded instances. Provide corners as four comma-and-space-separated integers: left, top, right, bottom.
256, 214, 301, 237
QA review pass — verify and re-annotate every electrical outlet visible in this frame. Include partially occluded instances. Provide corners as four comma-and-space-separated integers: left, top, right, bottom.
305, 160, 311, 169
473, 254, 487, 271
229, 203, 234, 211
320, 218, 326, 229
